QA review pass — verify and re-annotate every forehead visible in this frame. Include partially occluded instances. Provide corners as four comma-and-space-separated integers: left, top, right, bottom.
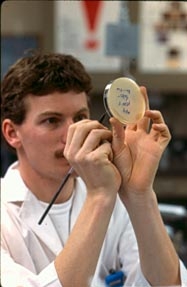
25, 91, 89, 115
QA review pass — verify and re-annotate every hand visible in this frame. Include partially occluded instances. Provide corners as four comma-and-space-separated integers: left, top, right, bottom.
110, 87, 171, 200
64, 120, 121, 198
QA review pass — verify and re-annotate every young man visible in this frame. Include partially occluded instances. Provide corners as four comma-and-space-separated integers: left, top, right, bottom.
1, 51, 186, 287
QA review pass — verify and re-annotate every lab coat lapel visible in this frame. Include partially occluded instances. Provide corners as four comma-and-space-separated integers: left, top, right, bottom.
20, 191, 63, 255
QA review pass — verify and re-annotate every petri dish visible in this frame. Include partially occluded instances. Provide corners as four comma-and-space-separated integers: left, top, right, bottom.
103, 77, 146, 124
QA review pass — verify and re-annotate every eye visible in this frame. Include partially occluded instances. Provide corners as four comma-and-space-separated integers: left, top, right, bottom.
43, 117, 61, 126
74, 114, 89, 122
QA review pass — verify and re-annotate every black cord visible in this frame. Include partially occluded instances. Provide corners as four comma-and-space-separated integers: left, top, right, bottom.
38, 167, 73, 225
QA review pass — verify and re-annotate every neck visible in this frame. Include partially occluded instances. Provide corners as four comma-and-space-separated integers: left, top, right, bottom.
18, 163, 75, 204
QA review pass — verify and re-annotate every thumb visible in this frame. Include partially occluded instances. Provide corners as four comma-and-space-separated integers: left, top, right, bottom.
110, 118, 125, 156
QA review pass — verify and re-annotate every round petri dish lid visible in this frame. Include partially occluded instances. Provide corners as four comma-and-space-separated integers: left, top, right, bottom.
103, 77, 146, 124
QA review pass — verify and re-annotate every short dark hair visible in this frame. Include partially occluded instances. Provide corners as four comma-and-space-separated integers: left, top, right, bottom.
1, 50, 93, 124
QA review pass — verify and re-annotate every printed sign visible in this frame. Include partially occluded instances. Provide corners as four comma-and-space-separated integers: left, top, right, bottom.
54, 0, 121, 72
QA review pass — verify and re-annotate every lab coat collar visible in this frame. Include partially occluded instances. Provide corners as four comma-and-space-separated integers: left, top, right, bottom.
20, 191, 63, 255
1, 162, 28, 202
2, 162, 64, 255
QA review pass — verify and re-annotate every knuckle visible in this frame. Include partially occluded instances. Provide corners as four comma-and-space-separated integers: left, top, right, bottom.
64, 148, 77, 162
90, 128, 99, 136
75, 153, 85, 163
88, 153, 101, 166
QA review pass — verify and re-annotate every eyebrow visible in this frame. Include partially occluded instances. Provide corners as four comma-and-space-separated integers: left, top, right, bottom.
75, 107, 90, 115
38, 107, 90, 118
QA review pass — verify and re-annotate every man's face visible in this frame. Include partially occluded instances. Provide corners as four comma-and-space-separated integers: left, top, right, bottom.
15, 91, 90, 182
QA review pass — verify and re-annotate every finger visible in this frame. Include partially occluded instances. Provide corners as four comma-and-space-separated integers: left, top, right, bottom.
140, 86, 149, 110
144, 109, 164, 137
137, 86, 150, 132
91, 141, 114, 162
145, 110, 171, 143
145, 110, 165, 125
65, 120, 107, 153
65, 119, 90, 150
80, 129, 112, 154
110, 117, 126, 155
152, 123, 171, 143
126, 87, 150, 132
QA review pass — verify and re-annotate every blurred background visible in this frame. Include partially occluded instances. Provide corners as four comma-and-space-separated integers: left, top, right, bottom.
1, 0, 187, 266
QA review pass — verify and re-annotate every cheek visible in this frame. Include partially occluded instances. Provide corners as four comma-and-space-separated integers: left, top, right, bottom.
24, 131, 43, 145
20, 130, 52, 155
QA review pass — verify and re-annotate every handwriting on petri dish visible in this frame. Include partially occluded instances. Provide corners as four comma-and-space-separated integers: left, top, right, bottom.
116, 88, 131, 114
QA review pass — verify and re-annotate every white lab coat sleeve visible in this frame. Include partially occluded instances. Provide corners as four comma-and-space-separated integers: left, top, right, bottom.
114, 199, 187, 287
1, 248, 62, 287
131, 259, 187, 287
180, 260, 187, 287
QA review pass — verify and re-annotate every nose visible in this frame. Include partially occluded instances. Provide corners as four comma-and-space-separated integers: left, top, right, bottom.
61, 118, 74, 144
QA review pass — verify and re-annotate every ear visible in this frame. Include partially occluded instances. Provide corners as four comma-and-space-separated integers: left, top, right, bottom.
2, 119, 22, 149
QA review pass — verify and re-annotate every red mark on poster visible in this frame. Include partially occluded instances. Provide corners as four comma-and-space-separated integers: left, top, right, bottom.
81, 1, 103, 50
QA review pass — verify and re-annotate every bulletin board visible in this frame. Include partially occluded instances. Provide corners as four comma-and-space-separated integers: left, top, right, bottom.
138, 1, 187, 73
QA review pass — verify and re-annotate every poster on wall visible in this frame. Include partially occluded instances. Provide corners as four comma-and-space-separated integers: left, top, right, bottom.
1, 35, 39, 79
54, 0, 121, 72
139, 1, 187, 73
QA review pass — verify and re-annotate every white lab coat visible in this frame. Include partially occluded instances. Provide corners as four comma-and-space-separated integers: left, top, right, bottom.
1, 163, 187, 287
